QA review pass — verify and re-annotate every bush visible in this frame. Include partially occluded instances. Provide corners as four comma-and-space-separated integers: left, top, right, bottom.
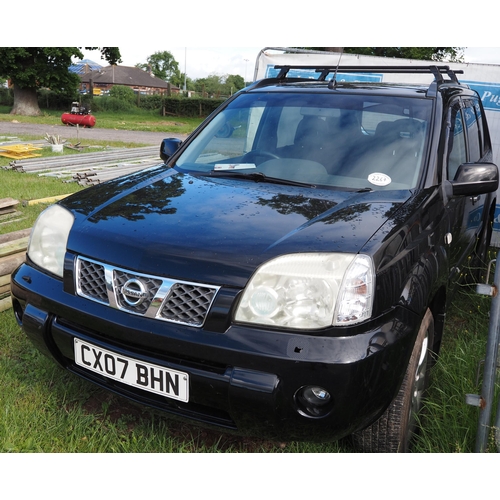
89, 96, 136, 113
137, 95, 226, 117
109, 85, 136, 103
0, 87, 13, 106
38, 88, 79, 110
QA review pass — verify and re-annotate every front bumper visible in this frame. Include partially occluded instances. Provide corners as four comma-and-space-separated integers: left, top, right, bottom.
11, 262, 420, 442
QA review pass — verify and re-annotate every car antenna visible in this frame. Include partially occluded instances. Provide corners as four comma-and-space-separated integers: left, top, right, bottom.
328, 48, 344, 89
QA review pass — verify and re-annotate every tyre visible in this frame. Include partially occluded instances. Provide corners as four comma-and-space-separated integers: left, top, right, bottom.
353, 308, 434, 452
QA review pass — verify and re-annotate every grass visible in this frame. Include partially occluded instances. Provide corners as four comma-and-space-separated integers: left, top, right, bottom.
412, 281, 495, 453
0, 140, 122, 234
0, 105, 203, 135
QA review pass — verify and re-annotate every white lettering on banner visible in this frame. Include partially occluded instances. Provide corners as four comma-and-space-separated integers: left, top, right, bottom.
463, 81, 500, 112
481, 90, 500, 107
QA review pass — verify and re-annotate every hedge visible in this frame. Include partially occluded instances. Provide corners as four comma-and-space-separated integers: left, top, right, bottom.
138, 95, 226, 117
0, 87, 227, 118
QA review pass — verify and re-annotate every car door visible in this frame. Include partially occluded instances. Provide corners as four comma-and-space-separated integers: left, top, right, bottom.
445, 96, 487, 284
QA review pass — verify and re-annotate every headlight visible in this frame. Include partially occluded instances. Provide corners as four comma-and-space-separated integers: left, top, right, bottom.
234, 253, 374, 329
28, 204, 74, 278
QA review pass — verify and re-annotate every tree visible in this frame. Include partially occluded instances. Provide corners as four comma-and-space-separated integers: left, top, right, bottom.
194, 74, 224, 96
343, 47, 464, 62
301, 47, 464, 62
136, 51, 180, 82
225, 74, 245, 94
170, 73, 195, 92
0, 47, 121, 116
194, 74, 246, 97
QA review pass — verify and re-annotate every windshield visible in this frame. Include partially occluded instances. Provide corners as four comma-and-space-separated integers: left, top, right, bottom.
175, 91, 433, 190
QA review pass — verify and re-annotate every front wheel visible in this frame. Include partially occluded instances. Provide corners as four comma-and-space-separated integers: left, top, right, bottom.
353, 308, 434, 452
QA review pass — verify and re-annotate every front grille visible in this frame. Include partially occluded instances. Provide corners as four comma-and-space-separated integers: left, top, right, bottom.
78, 259, 108, 303
76, 257, 219, 327
160, 283, 217, 326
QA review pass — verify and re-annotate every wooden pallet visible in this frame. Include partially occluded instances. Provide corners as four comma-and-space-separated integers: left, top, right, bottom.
0, 143, 43, 159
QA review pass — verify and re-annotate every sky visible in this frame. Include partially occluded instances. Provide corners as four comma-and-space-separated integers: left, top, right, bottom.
79, 46, 264, 81
78, 46, 500, 82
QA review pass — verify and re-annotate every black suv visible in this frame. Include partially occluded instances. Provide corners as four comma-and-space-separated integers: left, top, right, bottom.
11, 65, 499, 452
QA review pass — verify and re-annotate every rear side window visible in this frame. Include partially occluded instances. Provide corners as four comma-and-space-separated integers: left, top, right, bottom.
448, 106, 467, 180
463, 99, 482, 162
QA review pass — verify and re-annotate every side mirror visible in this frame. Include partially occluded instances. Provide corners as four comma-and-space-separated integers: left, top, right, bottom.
445, 162, 499, 197
160, 138, 183, 163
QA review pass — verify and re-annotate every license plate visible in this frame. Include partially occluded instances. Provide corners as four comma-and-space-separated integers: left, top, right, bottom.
74, 338, 189, 403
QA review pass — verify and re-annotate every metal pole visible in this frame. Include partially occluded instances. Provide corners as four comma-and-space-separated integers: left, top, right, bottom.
496, 387, 500, 452
475, 251, 500, 452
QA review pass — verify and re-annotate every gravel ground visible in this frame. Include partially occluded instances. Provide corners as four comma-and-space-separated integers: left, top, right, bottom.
0, 121, 188, 146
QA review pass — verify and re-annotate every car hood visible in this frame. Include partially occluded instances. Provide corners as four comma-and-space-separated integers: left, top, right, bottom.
63, 167, 411, 288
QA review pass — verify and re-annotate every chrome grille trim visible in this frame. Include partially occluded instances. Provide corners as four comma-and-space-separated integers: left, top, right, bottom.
75, 256, 219, 327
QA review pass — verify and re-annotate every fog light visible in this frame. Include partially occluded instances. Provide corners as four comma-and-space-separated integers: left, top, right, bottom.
295, 385, 334, 418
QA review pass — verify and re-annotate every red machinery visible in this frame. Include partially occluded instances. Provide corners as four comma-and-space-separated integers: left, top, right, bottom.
61, 102, 96, 128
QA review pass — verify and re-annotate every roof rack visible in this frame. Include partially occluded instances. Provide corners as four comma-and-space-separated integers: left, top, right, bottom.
246, 65, 466, 97
273, 65, 464, 84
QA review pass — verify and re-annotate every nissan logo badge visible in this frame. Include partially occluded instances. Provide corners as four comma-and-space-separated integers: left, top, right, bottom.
121, 278, 148, 306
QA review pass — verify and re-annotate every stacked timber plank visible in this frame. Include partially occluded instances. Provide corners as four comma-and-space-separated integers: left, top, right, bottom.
0, 198, 25, 227
0, 227, 30, 312
3, 146, 162, 185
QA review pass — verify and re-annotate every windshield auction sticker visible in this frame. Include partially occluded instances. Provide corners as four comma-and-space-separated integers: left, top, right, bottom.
214, 164, 256, 170
368, 172, 391, 186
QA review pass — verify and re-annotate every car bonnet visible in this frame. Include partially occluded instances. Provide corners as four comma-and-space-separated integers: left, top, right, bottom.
62, 168, 411, 288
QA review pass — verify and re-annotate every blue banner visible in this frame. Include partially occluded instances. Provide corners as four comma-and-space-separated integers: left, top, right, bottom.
463, 81, 500, 112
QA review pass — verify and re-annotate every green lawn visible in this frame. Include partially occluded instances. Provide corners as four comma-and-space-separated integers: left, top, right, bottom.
0, 106, 204, 135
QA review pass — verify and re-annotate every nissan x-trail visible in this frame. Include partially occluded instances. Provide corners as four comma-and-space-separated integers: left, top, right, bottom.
11, 65, 499, 452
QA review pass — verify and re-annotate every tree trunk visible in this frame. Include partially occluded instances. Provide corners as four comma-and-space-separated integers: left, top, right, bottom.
10, 84, 41, 116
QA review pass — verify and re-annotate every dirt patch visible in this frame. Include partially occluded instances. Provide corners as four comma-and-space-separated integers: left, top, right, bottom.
79, 388, 287, 452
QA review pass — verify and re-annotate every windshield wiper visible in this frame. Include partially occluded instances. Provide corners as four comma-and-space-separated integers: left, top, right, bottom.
198, 170, 317, 188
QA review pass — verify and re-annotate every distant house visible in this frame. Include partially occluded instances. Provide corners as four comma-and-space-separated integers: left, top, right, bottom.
70, 59, 103, 75
78, 65, 180, 96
